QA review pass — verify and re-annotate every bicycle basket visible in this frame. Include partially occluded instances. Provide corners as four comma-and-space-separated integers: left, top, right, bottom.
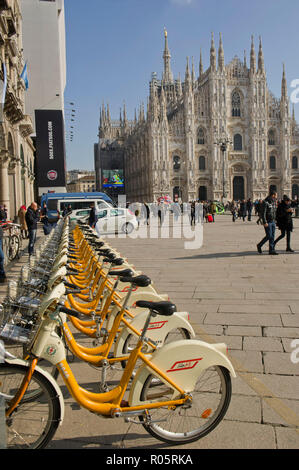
0, 299, 42, 345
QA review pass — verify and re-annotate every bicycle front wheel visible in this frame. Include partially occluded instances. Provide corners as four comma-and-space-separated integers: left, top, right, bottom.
0, 363, 62, 449
139, 365, 231, 445
7, 234, 20, 261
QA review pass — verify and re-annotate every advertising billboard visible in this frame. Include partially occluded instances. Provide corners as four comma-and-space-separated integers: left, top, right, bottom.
35, 109, 66, 189
102, 169, 124, 188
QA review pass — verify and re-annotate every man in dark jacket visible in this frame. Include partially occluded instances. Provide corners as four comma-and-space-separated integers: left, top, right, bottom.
88, 202, 97, 228
239, 200, 247, 222
246, 198, 253, 221
0, 224, 6, 282
25, 202, 39, 256
257, 190, 278, 255
274, 195, 295, 252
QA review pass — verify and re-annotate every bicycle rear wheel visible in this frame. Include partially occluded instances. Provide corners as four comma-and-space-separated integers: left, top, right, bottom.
139, 365, 231, 445
0, 363, 61, 449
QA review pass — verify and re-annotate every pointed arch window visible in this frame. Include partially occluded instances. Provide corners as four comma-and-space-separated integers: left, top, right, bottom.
232, 91, 241, 117
199, 156, 206, 170
292, 155, 298, 169
20, 145, 25, 168
173, 155, 181, 171
270, 155, 276, 170
268, 129, 276, 145
197, 128, 205, 145
233, 133, 242, 151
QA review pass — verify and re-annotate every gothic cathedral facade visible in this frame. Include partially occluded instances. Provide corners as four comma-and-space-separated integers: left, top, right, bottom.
97, 32, 299, 203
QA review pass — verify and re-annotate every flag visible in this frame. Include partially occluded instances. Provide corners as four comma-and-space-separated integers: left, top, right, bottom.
20, 62, 28, 90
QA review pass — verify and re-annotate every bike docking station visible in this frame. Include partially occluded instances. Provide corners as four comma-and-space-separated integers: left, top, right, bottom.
0, 217, 236, 450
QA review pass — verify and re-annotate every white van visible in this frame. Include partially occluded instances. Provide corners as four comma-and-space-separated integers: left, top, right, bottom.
41, 192, 114, 222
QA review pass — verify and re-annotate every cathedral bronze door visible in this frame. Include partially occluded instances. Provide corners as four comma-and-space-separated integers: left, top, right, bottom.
233, 176, 244, 200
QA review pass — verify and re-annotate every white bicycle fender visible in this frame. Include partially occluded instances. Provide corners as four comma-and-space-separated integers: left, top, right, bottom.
129, 339, 236, 406
4, 357, 65, 425
114, 311, 195, 358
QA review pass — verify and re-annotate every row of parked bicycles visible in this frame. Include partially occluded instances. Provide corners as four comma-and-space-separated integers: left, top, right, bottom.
0, 217, 236, 449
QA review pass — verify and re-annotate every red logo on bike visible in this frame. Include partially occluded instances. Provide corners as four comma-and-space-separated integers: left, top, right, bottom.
166, 358, 203, 373
147, 321, 168, 330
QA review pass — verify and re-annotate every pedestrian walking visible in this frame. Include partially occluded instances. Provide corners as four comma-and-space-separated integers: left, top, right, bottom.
190, 201, 196, 226
246, 198, 253, 221
0, 205, 6, 222
239, 199, 247, 221
230, 200, 238, 222
40, 202, 53, 236
256, 199, 263, 225
157, 203, 164, 225
257, 190, 278, 255
88, 202, 97, 228
18, 205, 28, 238
25, 202, 39, 256
274, 195, 295, 252
144, 203, 150, 225
62, 204, 72, 217
210, 201, 217, 222
0, 223, 6, 283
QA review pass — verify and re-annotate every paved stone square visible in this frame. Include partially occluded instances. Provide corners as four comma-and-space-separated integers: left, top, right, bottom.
1, 214, 299, 449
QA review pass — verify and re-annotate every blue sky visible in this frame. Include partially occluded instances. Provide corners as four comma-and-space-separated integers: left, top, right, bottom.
64, 0, 299, 170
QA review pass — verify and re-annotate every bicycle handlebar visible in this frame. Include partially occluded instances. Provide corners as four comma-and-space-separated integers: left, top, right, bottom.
59, 305, 81, 318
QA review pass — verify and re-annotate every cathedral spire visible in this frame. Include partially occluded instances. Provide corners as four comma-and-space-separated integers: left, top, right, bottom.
177, 72, 182, 96
210, 32, 216, 71
199, 48, 203, 77
163, 28, 173, 83
250, 35, 256, 74
218, 32, 224, 71
258, 36, 265, 74
191, 56, 196, 83
123, 101, 127, 127
100, 101, 105, 126
184, 57, 192, 95
244, 50, 247, 69
106, 102, 111, 123
281, 63, 287, 100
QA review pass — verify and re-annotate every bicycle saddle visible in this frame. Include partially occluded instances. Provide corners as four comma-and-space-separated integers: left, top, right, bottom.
119, 274, 151, 287
97, 248, 112, 255
109, 268, 134, 277
135, 300, 177, 316
94, 240, 105, 247
105, 257, 123, 266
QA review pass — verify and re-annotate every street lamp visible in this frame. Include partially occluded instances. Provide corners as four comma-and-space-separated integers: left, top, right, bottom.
215, 136, 232, 202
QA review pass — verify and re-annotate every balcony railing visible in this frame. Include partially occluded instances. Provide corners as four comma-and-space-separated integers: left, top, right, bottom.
4, 83, 24, 124
19, 115, 34, 138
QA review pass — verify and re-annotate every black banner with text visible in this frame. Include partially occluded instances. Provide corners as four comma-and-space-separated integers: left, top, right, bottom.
35, 109, 66, 188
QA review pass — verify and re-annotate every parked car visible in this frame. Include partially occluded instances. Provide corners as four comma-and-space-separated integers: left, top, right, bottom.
95, 207, 138, 234
68, 208, 91, 222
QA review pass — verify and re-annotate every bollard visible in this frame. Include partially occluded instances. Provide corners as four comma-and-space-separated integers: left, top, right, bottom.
0, 395, 6, 449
